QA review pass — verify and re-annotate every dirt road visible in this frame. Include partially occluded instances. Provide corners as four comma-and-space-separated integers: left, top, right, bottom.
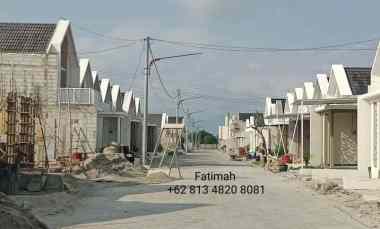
38, 150, 368, 229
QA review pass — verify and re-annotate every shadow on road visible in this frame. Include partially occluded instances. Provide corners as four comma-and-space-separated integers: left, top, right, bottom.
59, 201, 210, 228
49, 183, 211, 228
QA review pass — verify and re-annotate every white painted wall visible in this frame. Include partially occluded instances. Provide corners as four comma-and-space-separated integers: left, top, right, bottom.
310, 111, 323, 167
357, 98, 371, 177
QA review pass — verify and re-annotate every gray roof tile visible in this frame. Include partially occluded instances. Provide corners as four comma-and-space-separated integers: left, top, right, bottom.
0, 23, 56, 53
344, 67, 371, 95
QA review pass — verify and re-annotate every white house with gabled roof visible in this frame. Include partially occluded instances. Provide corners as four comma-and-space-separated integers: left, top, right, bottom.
313, 74, 329, 99
122, 91, 136, 115
92, 71, 101, 92
111, 84, 122, 112
309, 75, 329, 167
300, 65, 370, 169
100, 78, 112, 108
79, 58, 94, 89
358, 42, 380, 179
0, 19, 126, 164
0, 19, 84, 164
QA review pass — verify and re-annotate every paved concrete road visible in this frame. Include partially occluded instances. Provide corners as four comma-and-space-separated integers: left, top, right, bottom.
62, 150, 368, 229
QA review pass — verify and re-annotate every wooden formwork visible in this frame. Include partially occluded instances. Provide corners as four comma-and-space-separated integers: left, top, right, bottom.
1, 92, 37, 168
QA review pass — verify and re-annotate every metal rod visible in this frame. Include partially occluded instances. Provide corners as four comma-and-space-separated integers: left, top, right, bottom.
142, 37, 150, 166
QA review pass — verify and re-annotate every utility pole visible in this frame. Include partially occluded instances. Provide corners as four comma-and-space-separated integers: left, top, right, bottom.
184, 109, 205, 153
142, 36, 150, 166
142, 46, 201, 166
176, 89, 181, 124
185, 110, 190, 153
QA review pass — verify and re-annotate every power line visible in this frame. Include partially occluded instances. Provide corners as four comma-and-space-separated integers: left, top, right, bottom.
78, 41, 141, 55
151, 37, 378, 53
127, 42, 146, 91
72, 22, 142, 42
180, 90, 266, 101
148, 47, 176, 99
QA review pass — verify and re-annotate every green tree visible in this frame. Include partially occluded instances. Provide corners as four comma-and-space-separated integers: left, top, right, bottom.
193, 130, 218, 144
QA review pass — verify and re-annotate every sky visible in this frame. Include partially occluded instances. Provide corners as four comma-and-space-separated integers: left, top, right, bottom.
1, 0, 379, 134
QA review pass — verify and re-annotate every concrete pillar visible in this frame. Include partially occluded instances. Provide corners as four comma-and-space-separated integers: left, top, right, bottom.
310, 111, 323, 167
329, 111, 334, 168
322, 112, 326, 168
117, 117, 121, 144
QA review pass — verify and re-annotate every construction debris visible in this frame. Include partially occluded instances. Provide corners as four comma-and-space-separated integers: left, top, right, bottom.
279, 171, 380, 228
73, 152, 137, 179
267, 158, 288, 173
0, 192, 48, 229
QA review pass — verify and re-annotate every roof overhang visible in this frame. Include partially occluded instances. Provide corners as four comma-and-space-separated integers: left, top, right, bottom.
163, 123, 185, 129
315, 104, 357, 112
266, 113, 309, 118
293, 96, 357, 105
98, 111, 129, 118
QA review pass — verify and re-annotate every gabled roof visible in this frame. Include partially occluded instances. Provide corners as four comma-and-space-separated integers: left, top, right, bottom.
303, 82, 315, 100
122, 91, 135, 114
135, 97, 141, 115
372, 42, 380, 78
0, 22, 56, 53
293, 88, 307, 113
265, 97, 285, 116
327, 64, 352, 97
344, 67, 371, 95
284, 92, 295, 114
100, 78, 111, 102
47, 20, 73, 53
91, 71, 101, 92
79, 58, 93, 88
327, 65, 371, 97
111, 85, 121, 110
313, 74, 329, 99
294, 88, 304, 100
91, 71, 99, 85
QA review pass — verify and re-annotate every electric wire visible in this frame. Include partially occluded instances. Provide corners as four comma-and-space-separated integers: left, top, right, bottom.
148, 47, 176, 100
78, 40, 141, 55
127, 42, 146, 92
72, 23, 142, 42
151, 37, 377, 53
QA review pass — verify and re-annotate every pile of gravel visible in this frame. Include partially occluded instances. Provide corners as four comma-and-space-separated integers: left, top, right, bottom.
0, 192, 48, 229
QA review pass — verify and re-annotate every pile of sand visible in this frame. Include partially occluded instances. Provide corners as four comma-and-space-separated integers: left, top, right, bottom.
73, 153, 136, 179
145, 171, 177, 184
0, 192, 48, 229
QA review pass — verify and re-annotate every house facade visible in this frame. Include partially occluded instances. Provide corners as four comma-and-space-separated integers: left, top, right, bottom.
0, 19, 167, 168
358, 42, 380, 178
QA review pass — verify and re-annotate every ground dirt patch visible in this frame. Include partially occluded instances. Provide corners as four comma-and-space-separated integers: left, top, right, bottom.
279, 171, 380, 228
0, 192, 49, 229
